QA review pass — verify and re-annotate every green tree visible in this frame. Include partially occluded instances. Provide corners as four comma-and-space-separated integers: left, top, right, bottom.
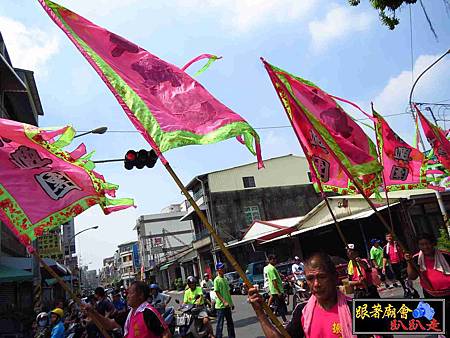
349, 0, 448, 35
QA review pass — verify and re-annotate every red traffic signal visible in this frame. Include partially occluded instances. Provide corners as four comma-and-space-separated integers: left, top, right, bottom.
124, 149, 158, 170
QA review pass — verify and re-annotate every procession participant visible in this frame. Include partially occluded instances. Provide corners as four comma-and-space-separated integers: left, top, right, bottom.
370, 239, 391, 288
249, 252, 355, 338
81, 282, 171, 337
347, 244, 380, 299
213, 262, 235, 338
95, 287, 116, 318
405, 232, 450, 311
112, 291, 127, 312
263, 254, 287, 323
382, 233, 410, 296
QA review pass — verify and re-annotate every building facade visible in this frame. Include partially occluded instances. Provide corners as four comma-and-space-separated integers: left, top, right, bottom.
38, 229, 64, 262
182, 155, 321, 276
118, 241, 138, 288
62, 220, 77, 270
135, 203, 194, 289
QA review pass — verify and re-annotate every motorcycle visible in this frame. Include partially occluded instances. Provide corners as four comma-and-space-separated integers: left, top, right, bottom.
152, 299, 176, 333
65, 321, 84, 338
173, 299, 209, 338
290, 278, 310, 311
202, 290, 217, 318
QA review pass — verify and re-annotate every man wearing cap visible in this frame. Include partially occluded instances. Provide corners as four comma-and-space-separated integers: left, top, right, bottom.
291, 256, 306, 290
201, 273, 214, 291
347, 244, 380, 299
213, 262, 235, 338
370, 238, 391, 289
50, 308, 65, 338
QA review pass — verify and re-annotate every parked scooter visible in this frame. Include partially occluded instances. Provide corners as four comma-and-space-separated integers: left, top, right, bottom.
173, 299, 209, 338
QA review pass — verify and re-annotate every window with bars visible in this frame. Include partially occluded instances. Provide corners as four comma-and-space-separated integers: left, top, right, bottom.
242, 176, 256, 188
244, 206, 261, 225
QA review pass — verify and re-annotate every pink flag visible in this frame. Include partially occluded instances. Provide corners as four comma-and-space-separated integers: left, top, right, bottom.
416, 104, 450, 171
373, 108, 428, 191
39, 0, 262, 167
0, 118, 133, 248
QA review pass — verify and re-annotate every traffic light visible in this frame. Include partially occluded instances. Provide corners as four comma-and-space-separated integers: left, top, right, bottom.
124, 149, 158, 170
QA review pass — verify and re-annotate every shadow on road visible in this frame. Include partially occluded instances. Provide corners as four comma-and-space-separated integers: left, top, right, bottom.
233, 316, 260, 328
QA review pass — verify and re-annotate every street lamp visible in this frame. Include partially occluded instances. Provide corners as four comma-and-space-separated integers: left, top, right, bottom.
66, 226, 99, 291
408, 49, 450, 238
74, 126, 108, 139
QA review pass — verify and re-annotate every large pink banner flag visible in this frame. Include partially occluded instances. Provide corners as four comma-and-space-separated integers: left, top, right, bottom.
39, 0, 262, 167
263, 60, 382, 196
0, 118, 133, 248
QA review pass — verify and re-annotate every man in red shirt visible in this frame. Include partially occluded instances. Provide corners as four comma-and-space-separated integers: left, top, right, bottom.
382, 233, 412, 297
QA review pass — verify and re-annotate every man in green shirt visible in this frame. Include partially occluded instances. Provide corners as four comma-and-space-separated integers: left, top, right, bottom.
263, 254, 287, 322
183, 276, 214, 337
213, 262, 235, 338
370, 238, 392, 289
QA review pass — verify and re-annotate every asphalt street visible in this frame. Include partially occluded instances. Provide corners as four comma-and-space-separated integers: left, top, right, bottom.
168, 283, 440, 338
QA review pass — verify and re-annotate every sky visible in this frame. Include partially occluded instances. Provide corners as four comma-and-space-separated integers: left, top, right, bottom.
0, 0, 449, 270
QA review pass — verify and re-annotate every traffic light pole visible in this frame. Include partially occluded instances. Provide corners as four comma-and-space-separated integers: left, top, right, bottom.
162, 161, 291, 338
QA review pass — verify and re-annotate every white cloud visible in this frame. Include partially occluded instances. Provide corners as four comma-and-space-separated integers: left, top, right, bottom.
373, 54, 450, 141
223, 0, 319, 32
0, 16, 59, 75
309, 5, 372, 51
57, 0, 319, 33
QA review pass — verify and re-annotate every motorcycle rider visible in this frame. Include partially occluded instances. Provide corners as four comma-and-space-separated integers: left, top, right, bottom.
34, 312, 51, 338
200, 273, 214, 290
291, 256, 306, 291
150, 283, 174, 324
183, 276, 215, 337
49, 308, 65, 338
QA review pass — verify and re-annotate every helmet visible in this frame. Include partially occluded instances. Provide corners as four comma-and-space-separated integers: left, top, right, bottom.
68, 299, 75, 308
149, 283, 159, 289
204, 273, 209, 277
51, 308, 64, 318
186, 276, 196, 284
215, 262, 225, 270
294, 256, 300, 260
36, 312, 48, 321
370, 238, 381, 245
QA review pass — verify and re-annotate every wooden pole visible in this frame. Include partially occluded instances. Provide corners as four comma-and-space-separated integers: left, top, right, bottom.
31, 250, 112, 338
162, 162, 291, 337
261, 60, 367, 286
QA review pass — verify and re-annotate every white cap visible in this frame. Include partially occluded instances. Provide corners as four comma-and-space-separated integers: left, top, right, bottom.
294, 256, 300, 260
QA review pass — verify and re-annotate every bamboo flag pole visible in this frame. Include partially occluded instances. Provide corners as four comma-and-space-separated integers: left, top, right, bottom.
162, 162, 291, 337
262, 61, 367, 285
31, 249, 112, 338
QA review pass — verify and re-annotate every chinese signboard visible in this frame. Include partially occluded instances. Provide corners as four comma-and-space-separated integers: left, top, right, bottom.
353, 299, 445, 335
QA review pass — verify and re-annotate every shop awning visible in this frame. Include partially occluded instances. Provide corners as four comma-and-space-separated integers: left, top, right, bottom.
0, 264, 32, 283
226, 216, 303, 249
260, 202, 399, 245
159, 262, 174, 271
179, 249, 197, 264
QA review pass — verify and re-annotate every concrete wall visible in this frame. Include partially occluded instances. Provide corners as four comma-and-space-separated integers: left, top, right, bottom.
209, 184, 320, 240
208, 155, 310, 193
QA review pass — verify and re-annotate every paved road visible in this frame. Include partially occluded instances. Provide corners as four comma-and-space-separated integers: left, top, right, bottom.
168, 284, 438, 337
